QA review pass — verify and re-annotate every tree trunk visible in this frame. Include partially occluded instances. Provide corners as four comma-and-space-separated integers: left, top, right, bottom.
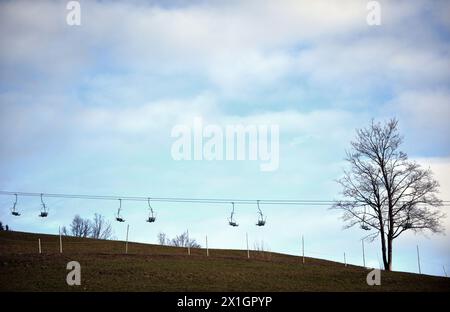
387, 236, 393, 271
380, 232, 389, 270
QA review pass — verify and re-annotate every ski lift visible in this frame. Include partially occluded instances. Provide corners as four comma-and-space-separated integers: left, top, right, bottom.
256, 200, 266, 226
146, 198, 156, 223
360, 206, 370, 231
115, 199, 125, 222
404, 213, 412, 229
11, 193, 20, 216
228, 202, 239, 227
39, 193, 48, 217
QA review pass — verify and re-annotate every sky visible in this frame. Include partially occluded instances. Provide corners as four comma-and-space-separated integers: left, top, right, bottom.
0, 0, 449, 277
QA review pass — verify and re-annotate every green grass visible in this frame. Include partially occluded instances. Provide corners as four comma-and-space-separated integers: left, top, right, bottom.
0, 231, 449, 291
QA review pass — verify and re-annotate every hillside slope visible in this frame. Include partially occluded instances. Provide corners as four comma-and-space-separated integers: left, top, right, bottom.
0, 231, 449, 291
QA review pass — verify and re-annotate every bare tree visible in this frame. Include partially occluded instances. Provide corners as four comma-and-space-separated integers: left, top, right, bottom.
0, 222, 10, 231
333, 119, 444, 271
91, 213, 113, 239
61, 226, 68, 236
157, 232, 169, 245
169, 231, 201, 248
70, 215, 92, 238
253, 240, 265, 252
253, 240, 272, 260
171, 232, 188, 247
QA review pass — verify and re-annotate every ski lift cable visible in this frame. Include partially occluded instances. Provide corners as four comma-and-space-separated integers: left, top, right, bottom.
0, 191, 344, 204
0, 191, 449, 206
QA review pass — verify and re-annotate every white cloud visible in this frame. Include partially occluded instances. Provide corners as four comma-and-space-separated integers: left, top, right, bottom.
4, 0, 448, 99
383, 90, 450, 154
416, 157, 450, 232
389, 90, 450, 131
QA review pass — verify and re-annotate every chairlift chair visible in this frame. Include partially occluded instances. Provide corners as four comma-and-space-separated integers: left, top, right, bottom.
228, 202, 239, 227
39, 193, 48, 217
11, 194, 20, 216
404, 214, 412, 229
116, 199, 125, 222
360, 206, 370, 230
256, 219, 266, 226
228, 220, 238, 227
146, 198, 156, 223
256, 200, 266, 226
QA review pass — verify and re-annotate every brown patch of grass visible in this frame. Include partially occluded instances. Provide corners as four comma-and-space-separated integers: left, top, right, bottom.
0, 231, 449, 292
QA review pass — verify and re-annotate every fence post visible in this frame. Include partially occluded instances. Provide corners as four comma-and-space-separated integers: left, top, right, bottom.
206, 235, 209, 257
302, 235, 305, 264
344, 252, 347, 267
125, 224, 129, 254
416, 245, 421, 274
38, 238, 41, 254
362, 239, 366, 268
59, 226, 63, 254
187, 229, 191, 256
246, 232, 250, 259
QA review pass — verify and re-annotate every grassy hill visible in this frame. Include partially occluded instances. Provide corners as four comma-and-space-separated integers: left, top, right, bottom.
0, 230, 449, 292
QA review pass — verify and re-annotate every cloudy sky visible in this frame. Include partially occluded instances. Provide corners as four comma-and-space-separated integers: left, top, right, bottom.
0, 0, 449, 277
